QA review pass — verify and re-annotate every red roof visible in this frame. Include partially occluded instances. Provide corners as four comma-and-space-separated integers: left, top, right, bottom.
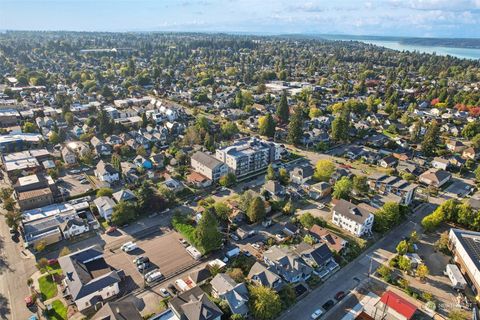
379, 291, 417, 320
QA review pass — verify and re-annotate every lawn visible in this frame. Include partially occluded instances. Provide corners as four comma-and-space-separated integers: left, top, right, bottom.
47, 300, 68, 320
38, 273, 58, 300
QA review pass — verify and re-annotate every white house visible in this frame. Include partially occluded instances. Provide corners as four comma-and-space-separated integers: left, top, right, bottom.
93, 196, 116, 220
332, 199, 374, 237
59, 246, 121, 312
95, 160, 120, 184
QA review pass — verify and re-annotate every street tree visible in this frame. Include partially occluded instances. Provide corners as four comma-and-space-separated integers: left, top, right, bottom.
249, 286, 282, 320
332, 177, 352, 200
259, 113, 276, 138
314, 159, 335, 182
247, 196, 266, 223
195, 208, 222, 253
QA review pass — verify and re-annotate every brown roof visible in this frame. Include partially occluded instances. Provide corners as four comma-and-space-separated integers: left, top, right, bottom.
309, 225, 346, 253
17, 187, 52, 201
187, 171, 210, 183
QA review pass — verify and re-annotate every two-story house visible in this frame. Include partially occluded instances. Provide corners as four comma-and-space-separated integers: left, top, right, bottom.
263, 246, 313, 283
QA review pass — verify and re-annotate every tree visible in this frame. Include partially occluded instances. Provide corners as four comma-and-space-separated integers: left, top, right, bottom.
35, 240, 47, 252
266, 164, 276, 181
287, 106, 303, 146
247, 196, 266, 223
59, 247, 71, 257
314, 159, 335, 182
396, 240, 409, 255
278, 168, 289, 185
136, 146, 147, 157
397, 255, 412, 272
49, 131, 61, 144
299, 212, 316, 229
303, 234, 316, 245
416, 263, 429, 281
279, 284, 296, 308
331, 113, 349, 142
377, 265, 392, 282
221, 122, 239, 139
435, 231, 450, 253
462, 121, 480, 139
421, 120, 440, 156
353, 175, 368, 195
471, 133, 480, 149
239, 190, 255, 212
374, 202, 401, 233
219, 172, 236, 187
36, 257, 49, 271
475, 166, 480, 181
3, 197, 15, 212
195, 208, 222, 253
111, 201, 136, 225
276, 91, 289, 124
213, 202, 231, 221
249, 286, 282, 320
5, 210, 21, 230
259, 113, 276, 138
96, 187, 113, 197
282, 199, 295, 215
64, 112, 74, 126
0, 188, 12, 200
23, 121, 36, 133
332, 177, 352, 200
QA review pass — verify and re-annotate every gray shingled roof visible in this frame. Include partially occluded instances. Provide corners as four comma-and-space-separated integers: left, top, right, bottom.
191, 151, 223, 170
333, 199, 372, 224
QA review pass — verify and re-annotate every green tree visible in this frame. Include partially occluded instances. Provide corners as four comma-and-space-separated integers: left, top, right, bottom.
276, 91, 289, 124
266, 164, 276, 181
213, 202, 231, 221
332, 177, 352, 200
462, 121, 480, 139
249, 286, 282, 320
49, 131, 61, 144
475, 166, 480, 181
396, 240, 409, 255
247, 196, 266, 223
416, 263, 429, 281
331, 113, 349, 142
377, 265, 392, 282
353, 175, 368, 195
374, 202, 401, 233
471, 133, 480, 149
221, 122, 239, 139
22, 121, 36, 133
111, 201, 136, 225
96, 187, 113, 197
397, 255, 412, 272
3, 197, 15, 212
314, 159, 335, 182
64, 112, 74, 126
219, 173, 236, 187
303, 234, 316, 245
421, 120, 440, 156
282, 199, 295, 215
278, 168, 289, 185
259, 113, 276, 138
287, 106, 303, 146
279, 284, 297, 308
195, 208, 222, 253
5, 210, 21, 230
299, 212, 316, 229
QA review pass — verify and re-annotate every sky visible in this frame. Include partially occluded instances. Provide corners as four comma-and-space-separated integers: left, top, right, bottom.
1, 0, 480, 38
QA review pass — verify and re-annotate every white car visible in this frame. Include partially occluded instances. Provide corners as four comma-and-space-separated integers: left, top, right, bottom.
121, 242, 137, 252
146, 271, 164, 283
311, 309, 324, 319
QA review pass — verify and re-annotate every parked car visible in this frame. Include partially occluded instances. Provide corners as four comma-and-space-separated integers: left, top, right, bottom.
335, 291, 346, 301
322, 300, 335, 311
145, 270, 164, 284
80, 179, 89, 184
159, 288, 170, 298
167, 284, 178, 295
275, 233, 285, 241
47, 259, 58, 266
25, 296, 35, 307
262, 219, 273, 228
121, 242, 138, 252
251, 243, 261, 250
137, 262, 151, 272
133, 256, 149, 265
106, 226, 117, 234
311, 309, 323, 319
230, 234, 239, 241
179, 238, 189, 247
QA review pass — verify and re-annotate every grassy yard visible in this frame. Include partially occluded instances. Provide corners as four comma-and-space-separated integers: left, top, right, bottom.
47, 300, 68, 320
38, 273, 58, 300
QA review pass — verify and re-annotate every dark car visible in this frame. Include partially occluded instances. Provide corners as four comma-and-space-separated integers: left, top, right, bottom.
335, 291, 346, 301
322, 300, 335, 311
168, 283, 178, 295
137, 262, 151, 272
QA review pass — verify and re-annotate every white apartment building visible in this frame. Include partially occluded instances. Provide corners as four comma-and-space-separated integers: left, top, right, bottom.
190, 151, 228, 181
215, 137, 282, 178
449, 228, 480, 296
332, 199, 374, 237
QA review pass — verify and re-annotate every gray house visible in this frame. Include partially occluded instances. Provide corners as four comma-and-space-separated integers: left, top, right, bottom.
210, 273, 249, 316
263, 246, 313, 283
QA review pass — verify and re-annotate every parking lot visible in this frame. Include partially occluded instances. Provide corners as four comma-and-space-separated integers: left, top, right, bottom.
104, 230, 196, 290
58, 170, 93, 197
